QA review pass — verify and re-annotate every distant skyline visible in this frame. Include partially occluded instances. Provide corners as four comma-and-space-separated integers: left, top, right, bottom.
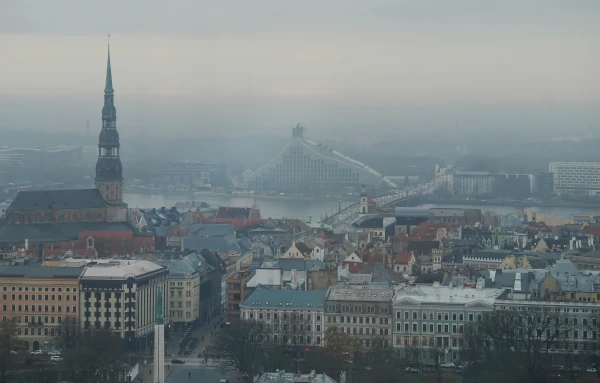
0, 0, 598, 140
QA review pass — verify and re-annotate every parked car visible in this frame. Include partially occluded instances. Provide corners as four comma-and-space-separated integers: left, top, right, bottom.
50, 356, 63, 362
10, 350, 19, 355
171, 359, 185, 364
440, 362, 456, 368
48, 350, 61, 356
30, 350, 43, 356
553, 365, 564, 371
587, 367, 597, 373
405, 367, 418, 373
422, 365, 437, 373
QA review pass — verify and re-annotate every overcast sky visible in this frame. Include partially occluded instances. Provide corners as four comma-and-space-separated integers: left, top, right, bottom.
0, 0, 598, 141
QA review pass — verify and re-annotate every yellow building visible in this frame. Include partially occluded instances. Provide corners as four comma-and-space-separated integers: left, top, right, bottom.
0, 266, 82, 351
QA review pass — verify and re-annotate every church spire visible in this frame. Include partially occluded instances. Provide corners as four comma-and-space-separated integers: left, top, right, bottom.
104, 35, 113, 94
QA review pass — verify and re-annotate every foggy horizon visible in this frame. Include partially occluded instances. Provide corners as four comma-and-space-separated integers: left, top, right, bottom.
1, 0, 598, 141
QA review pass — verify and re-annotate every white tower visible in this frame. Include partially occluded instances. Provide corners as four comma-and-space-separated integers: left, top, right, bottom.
359, 185, 368, 215
153, 285, 165, 383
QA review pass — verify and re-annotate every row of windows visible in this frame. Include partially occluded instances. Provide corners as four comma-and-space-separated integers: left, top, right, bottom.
1, 314, 72, 325
327, 315, 389, 325
2, 294, 77, 302
18, 327, 59, 337
396, 311, 480, 322
328, 304, 389, 313
2, 304, 77, 313
245, 311, 320, 321
338, 326, 388, 336
2, 286, 77, 292
396, 322, 465, 334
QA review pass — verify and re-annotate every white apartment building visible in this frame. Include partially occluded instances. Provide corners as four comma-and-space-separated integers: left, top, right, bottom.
453, 172, 494, 196
240, 287, 327, 349
392, 282, 505, 363
79, 260, 169, 352
549, 161, 600, 196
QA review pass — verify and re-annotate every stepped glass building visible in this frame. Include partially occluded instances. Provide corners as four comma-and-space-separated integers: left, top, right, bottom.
244, 125, 395, 194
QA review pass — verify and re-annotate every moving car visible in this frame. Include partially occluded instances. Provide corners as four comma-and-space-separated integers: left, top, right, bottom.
30, 350, 43, 356
440, 362, 456, 368
50, 356, 63, 362
171, 359, 185, 364
48, 350, 61, 356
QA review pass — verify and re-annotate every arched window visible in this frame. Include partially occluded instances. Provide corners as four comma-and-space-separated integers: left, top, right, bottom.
87, 237, 94, 249
316, 336, 321, 345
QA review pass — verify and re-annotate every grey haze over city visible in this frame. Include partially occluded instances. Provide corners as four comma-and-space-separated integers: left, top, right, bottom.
0, 0, 598, 143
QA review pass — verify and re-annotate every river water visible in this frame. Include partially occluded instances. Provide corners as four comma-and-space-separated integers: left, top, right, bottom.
123, 192, 352, 221
123, 192, 600, 220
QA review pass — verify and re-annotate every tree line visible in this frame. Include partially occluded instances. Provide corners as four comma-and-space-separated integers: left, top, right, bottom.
0, 317, 125, 383
210, 309, 600, 383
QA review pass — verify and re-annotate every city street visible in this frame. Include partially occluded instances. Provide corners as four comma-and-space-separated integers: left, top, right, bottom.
133, 314, 229, 383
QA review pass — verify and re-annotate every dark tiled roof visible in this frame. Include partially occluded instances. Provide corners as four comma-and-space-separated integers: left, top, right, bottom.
7, 189, 105, 211
295, 242, 312, 256
216, 207, 252, 218
278, 258, 324, 271
182, 234, 240, 253
0, 266, 83, 278
189, 222, 234, 237
356, 262, 407, 284
414, 271, 444, 284
0, 221, 136, 243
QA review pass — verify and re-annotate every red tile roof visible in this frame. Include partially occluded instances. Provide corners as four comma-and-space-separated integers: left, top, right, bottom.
583, 226, 600, 237
409, 222, 453, 240
394, 252, 413, 264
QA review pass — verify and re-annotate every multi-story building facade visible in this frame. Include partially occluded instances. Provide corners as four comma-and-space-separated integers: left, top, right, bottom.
494, 293, 600, 365
550, 161, 600, 196
244, 125, 395, 193
240, 287, 327, 349
392, 282, 505, 363
0, 266, 82, 352
79, 260, 169, 352
162, 161, 228, 187
226, 268, 251, 321
324, 282, 395, 349
155, 258, 200, 331
453, 172, 494, 196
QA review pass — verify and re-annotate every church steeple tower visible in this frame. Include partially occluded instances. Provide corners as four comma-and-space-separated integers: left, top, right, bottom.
95, 39, 123, 204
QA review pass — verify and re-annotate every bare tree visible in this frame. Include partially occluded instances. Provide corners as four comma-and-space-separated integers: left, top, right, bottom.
53, 320, 124, 383
0, 318, 20, 383
463, 309, 569, 383
209, 320, 269, 383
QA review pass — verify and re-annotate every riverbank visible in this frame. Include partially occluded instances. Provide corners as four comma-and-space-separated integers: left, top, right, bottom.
423, 198, 600, 209
124, 188, 357, 202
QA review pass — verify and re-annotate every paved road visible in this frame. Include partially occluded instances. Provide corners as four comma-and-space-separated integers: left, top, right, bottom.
166, 366, 237, 383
